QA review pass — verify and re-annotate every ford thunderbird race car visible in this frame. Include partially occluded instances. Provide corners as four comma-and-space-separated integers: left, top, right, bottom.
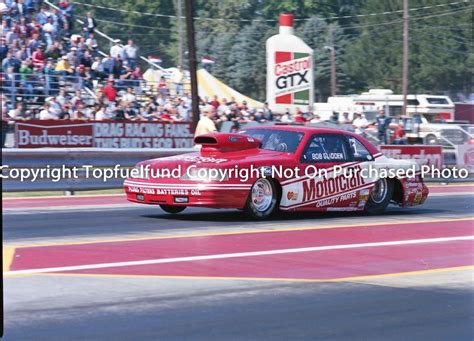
124, 126, 428, 219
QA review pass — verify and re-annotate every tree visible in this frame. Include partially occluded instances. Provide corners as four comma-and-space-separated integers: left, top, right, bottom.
227, 21, 270, 100
341, 0, 473, 95
299, 18, 351, 101
208, 33, 237, 81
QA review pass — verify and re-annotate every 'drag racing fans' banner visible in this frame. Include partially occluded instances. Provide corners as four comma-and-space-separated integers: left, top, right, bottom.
14, 120, 194, 148
379, 145, 443, 169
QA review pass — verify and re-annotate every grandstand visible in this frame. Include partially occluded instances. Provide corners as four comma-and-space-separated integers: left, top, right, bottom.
1, 0, 194, 122
0, 0, 285, 126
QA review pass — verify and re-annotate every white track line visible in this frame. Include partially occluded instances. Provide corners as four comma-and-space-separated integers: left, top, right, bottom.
429, 192, 473, 197
4, 235, 474, 276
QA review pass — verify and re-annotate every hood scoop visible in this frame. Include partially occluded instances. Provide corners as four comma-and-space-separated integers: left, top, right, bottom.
194, 133, 261, 153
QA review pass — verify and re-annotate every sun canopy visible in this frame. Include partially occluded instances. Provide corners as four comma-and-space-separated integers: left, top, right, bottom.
143, 67, 263, 108
196, 68, 263, 108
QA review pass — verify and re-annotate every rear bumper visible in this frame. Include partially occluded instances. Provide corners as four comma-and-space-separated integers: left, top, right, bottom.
401, 177, 429, 207
124, 180, 250, 208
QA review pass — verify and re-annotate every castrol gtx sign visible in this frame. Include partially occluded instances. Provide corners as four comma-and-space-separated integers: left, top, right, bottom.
273, 52, 312, 105
266, 49, 314, 113
266, 13, 314, 112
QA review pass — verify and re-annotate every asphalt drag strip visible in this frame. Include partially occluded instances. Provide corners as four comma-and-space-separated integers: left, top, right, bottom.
3, 188, 473, 340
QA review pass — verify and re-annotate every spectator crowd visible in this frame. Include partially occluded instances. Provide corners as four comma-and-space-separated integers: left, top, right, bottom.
194, 101, 403, 144
1, 0, 193, 122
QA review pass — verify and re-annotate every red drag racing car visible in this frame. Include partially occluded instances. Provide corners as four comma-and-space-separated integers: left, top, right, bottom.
124, 126, 428, 219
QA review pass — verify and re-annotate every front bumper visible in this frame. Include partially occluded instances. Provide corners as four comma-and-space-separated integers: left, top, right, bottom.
124, 180, 250, 209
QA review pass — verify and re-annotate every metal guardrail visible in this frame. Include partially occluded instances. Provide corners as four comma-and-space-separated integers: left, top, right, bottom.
2, 148, 194, 192
1, 70, 182, 107
2, 72, 99, 109
438, 134, 457, 148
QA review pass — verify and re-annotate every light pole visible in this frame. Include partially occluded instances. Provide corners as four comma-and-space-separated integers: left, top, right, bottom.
177, 0, 183, 68
324, 45, 337, 97
325, 25, 336, 97
402, 0, 409, 116
184, 0, 199, 132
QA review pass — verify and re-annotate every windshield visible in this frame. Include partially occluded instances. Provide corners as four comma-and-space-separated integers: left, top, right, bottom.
239, 129, 304, 153
426, 97, 449, 104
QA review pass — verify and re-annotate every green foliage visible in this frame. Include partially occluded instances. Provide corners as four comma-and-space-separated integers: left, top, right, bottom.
342, 0, 473, 95
74, 0, 473, 100
227, 20, 270, 100
298, 18, 352, 100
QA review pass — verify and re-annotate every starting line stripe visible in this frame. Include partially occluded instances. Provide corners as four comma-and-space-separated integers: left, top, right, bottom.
33, 265, 474, 283
2, 246, 16, 272
5, 235, 473, 276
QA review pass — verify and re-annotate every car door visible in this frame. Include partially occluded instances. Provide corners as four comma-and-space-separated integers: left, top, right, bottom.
280, 133, 355, 211
345, 135, 379, 210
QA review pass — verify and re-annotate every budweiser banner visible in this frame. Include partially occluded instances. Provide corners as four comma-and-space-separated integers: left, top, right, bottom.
15, 120, 194, 148
456, 144, 474, 173
15, 121, 94, 148
379, 145, 443, 169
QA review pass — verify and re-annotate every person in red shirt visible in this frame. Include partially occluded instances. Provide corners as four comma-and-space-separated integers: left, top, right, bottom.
210, 95, 220, 109
160, 110, 173, 122
293, 108, 307, 123
238, 100, 248, 111
31, 47, 45, 70
392, 120, 407, 144
132, 66, 142, 80
103, 80, 117, 102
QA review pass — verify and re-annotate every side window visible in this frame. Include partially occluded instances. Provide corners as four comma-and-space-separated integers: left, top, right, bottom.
301, 134, 350, 163
347, 136, 373, 162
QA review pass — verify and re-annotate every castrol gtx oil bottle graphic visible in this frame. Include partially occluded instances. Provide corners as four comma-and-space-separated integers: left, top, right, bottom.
266, 13, 314, 114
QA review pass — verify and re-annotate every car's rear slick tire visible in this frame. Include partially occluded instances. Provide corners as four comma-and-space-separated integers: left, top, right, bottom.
365, 178, 394, 215
244, 178, 279, 220
159, 204, 186, 214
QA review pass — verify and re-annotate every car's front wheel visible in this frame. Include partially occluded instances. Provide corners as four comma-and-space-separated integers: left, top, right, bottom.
244, 178, 279, 220
365, 178, 394, 215
159, 204, 186, 214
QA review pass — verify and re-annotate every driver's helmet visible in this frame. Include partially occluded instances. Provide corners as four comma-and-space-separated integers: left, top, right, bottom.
264, 133, 281, 149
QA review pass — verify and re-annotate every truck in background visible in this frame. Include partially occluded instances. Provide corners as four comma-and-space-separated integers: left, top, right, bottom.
314, 89, 472, 147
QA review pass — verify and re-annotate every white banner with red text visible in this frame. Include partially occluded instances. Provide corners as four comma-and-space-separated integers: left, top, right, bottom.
379, 145, 443, 169
456, 144, 474, 173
